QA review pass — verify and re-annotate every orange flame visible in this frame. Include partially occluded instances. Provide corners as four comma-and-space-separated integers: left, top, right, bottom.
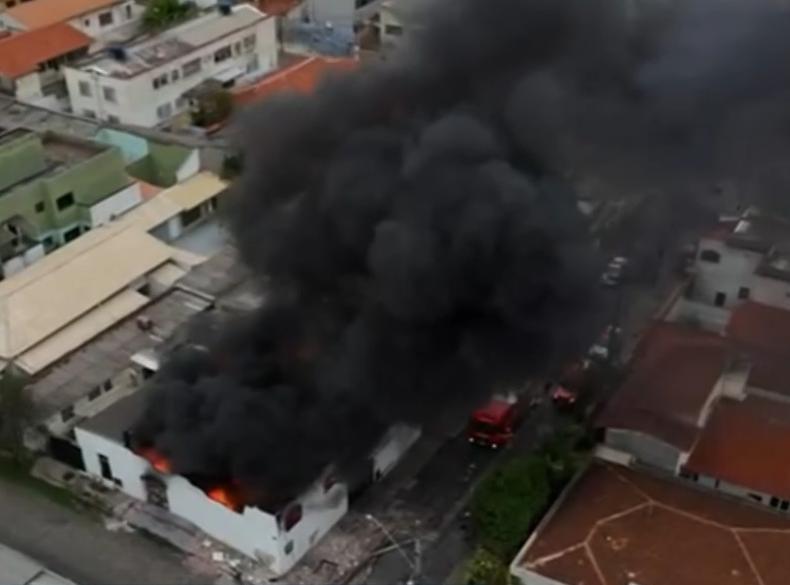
138, 448, 171, 474
208, 487, 238, 510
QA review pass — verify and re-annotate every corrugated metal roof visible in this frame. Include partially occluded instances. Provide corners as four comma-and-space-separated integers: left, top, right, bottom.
0, 226, 172, 363
17, 289, 149, 375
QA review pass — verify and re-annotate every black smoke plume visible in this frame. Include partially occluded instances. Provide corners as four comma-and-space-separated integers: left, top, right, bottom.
133, 0, 790, 502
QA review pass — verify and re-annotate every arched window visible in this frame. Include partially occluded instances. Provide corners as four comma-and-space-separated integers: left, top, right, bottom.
699, 249, 721, 263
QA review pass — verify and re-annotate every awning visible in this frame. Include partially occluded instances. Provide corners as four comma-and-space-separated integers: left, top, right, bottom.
212, 65, 245, 84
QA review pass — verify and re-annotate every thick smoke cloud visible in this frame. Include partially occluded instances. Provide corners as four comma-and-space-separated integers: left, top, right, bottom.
133, 0, 790, 502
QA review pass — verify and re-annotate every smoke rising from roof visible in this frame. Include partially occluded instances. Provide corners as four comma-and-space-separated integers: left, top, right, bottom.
133, 0, 790, 501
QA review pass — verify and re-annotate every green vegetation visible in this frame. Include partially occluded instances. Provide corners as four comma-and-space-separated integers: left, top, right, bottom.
143, 0, 195, 29
471, 455, 550, 559
464, 547, 511, 585
192, 89, 234, 128
541, 424, 589, 488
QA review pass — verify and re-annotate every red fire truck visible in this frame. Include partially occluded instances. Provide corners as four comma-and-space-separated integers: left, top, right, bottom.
466, 394, 522, 449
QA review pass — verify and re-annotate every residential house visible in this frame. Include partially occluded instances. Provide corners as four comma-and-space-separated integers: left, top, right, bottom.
289, 0, 383, 35
0, 127, 142, 275
0, 0, 143, 42
690, 209, 790, 311
64, 4, 278, 127
12, 173, 227, 452
0, 23, 91, 111
510, 460, 790, 585
598, 301, 790, 514
76, 387, 419, 575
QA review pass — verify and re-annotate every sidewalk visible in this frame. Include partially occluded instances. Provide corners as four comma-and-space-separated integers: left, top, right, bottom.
0, 476, 215, 585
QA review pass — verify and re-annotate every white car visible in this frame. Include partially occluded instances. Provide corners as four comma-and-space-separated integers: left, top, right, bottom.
600, 256, 629, 286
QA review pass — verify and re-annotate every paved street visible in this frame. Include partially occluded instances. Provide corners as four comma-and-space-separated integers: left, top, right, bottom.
0, 477, 215, 585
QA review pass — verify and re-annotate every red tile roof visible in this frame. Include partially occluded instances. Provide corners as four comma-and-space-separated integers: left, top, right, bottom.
517, 462, 790, 585
0, 23, 92, 79
727, 301, 790, 395
232, 55, 358, 106
253, 0, 300, 16
4, 0, 120, 29
686, 395, 790, 501
597, 322, 729, 449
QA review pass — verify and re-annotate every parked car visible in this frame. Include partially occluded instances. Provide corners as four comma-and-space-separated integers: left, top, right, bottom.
549, 360, 592, 410
588, 325, 622, 362
600, 256, 629, 286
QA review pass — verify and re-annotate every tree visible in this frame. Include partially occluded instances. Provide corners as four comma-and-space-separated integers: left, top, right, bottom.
464, 547, 510, 585
192, 88, 233, 128
541, 425, 588, 488
471, 455, 550, 558
143, 0, 193, 30
0, 370, 33, 462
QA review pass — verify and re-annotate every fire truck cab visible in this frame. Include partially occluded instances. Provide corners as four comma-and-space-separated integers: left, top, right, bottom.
467, 394, 521, 449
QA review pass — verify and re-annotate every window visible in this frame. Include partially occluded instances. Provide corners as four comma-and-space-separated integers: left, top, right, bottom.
171, 69, 180, 82
102, 86, 116, 102
283, 504, 302, 531
125, 4, 132, 19
61, 406, 75, 422
782, 500, 790, 512
63, 226, 80, 242
182, 58, 201, 77
233, 42, 241, 55
284, 540, 294, 555
714, 292, 726, 307
35, 201, 45, 214
152, 73, 169, 90
142, 367, 155, 380
78, 80, 92, 97
88, 387, 102, 401
107, 114, 120, 124
98, 454, 113, 480
243, 34, 256, 50
771, 497, 781, 508
748, 493, 764, 503
56, 192, 75, 211
43, 235, 55, 248
83, 18, 90, 26
156, 102, 172, 120
214, 45, 232, 63
738, 287, 750, 300
384, 24, 403, 36
102, 379, 113, 392
699, 249, 721, 263
98, 11, 113, 26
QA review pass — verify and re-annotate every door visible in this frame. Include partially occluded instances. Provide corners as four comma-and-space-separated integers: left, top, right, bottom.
714, 292, 726, 307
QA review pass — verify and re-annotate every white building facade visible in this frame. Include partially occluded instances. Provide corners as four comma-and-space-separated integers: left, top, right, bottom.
76, 419, 420, 575
0, 0, 143, 41
64, 5, 278, 127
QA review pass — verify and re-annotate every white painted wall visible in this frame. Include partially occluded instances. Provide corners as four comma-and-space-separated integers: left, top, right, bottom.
691, 237, 763, 309
88, 182, 142, 227
664, 296, 731, 333
76, 424, 347, 574
64, 16, 277, 127
2, 243, 45, 278
68, 1, 143, 41
604, 429, 683, 472
13, 72, 43, 101
372, 424, 420, 478
175, 149, 200, 182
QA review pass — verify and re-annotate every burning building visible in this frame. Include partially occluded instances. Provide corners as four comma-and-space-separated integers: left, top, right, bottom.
75, 385, 419, 574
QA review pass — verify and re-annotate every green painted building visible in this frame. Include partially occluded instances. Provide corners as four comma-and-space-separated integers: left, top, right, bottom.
0, 128, 139, 275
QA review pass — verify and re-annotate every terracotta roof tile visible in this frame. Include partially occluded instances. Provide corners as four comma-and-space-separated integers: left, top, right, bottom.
4, 0, 120, 29
232, 55, 358, 106
727, 301, 790, 396
518, 462, 790, 585
686, 396, 790, 502
0, 23, 92, 79
597, 322, 728, 450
